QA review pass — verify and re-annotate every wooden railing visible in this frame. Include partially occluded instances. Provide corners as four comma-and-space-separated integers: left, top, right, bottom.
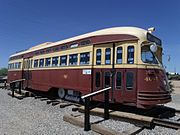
10, 79, 25, 97
81, 87, 111, 131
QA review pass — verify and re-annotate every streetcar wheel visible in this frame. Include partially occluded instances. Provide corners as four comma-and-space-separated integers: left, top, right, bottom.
58, 88, 65, 99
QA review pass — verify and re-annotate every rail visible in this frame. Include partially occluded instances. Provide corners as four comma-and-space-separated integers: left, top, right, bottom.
10, 79, 25, 97
81, 87, 111, 131
153, 118, 180, 129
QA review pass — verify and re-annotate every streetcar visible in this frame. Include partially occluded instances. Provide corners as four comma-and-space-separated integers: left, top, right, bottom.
8, 27, 171, 108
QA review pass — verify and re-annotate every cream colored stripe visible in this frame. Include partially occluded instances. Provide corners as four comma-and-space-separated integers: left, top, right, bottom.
9, 64, 163, 71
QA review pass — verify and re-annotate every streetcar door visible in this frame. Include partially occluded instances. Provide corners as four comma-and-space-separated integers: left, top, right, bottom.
113, 45, 124, 103
122, 45, 137, 103
93, 69, 103, 100
93, 69, 112, 100
93, 45, 113, 101
114, 70, 124, 103
114, 45, 137, 104
22, 58, 32, 89
123, 69, 136, 103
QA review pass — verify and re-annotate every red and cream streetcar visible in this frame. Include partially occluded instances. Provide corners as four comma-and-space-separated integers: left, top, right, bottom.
8, 27, 171, 108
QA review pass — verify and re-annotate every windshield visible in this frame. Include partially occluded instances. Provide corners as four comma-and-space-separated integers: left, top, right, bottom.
141, 45, 158, 64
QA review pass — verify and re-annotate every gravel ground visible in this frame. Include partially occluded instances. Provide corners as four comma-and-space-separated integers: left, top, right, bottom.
0, 89, 98, 135
138, 126, 176, 135
0, 88, 179, 135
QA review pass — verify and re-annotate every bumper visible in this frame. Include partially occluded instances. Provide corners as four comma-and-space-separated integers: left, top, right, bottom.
137, 91, 171, 108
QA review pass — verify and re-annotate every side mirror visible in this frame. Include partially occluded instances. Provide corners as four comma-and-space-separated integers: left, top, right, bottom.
150, 43, 157, 52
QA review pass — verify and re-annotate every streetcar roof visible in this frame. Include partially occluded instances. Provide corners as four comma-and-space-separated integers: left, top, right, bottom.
10, 26, 147, 57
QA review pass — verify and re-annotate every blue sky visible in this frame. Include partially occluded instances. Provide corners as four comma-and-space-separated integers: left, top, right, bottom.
0, 0, 180, 73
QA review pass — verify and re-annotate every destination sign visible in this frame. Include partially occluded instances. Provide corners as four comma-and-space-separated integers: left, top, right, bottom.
147, 33, 162, 46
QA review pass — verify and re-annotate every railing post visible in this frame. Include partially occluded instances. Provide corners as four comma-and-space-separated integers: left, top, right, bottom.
19, 81, 21, 94
84, 97, 90, 131
12, 83, 15, 97
4, 80, 7, 89
104, 90, 109, 120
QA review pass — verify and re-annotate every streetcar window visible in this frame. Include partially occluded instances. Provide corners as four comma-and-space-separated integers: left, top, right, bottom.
34, 59, 38, 68
45, 58, 51, 67
9, 63, 12, 69
18, 62, 21, 69
17, 62, 20, 69
40, 50, 45, 54
14, 63, 17, 69
80, 52, 90, 65
28, 60, 30, 68
127, 46, 134, 64
25, 61, 27, 68
46, 48, 51, 53
126, 72, 133, 90
15, 63, 16, 68
116, 72, 122, 89
60, 55, 67, 66
80, 40, 91, 46
16, 63, 18, 69
117, 47, 123, 64
30, 60, 33, 68
95, 72, 100, 87
96, 49, 101, 65
10, 63, 12, 69
141, 45, 158, 64
105, 48, 111, 64
39, 59, 44, 67
35, 51, 39, 55
52, 56, 59, 66
69, 54, 78, 65
104, 72, 110, 88
8, 64, 11, 69
61, 45, 68, 50
53, 46, 60, 52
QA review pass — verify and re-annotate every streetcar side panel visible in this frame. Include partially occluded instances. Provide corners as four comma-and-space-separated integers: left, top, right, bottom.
27, 45, 94, 95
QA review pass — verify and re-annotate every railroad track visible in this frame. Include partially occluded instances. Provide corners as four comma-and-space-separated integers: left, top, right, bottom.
153, 118, 180, 129
75, 106, 180, 130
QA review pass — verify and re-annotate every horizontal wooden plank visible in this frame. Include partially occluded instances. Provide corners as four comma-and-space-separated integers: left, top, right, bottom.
63, 115, 126, 135
123, 126, 144, 135
78, 106, 153, 128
